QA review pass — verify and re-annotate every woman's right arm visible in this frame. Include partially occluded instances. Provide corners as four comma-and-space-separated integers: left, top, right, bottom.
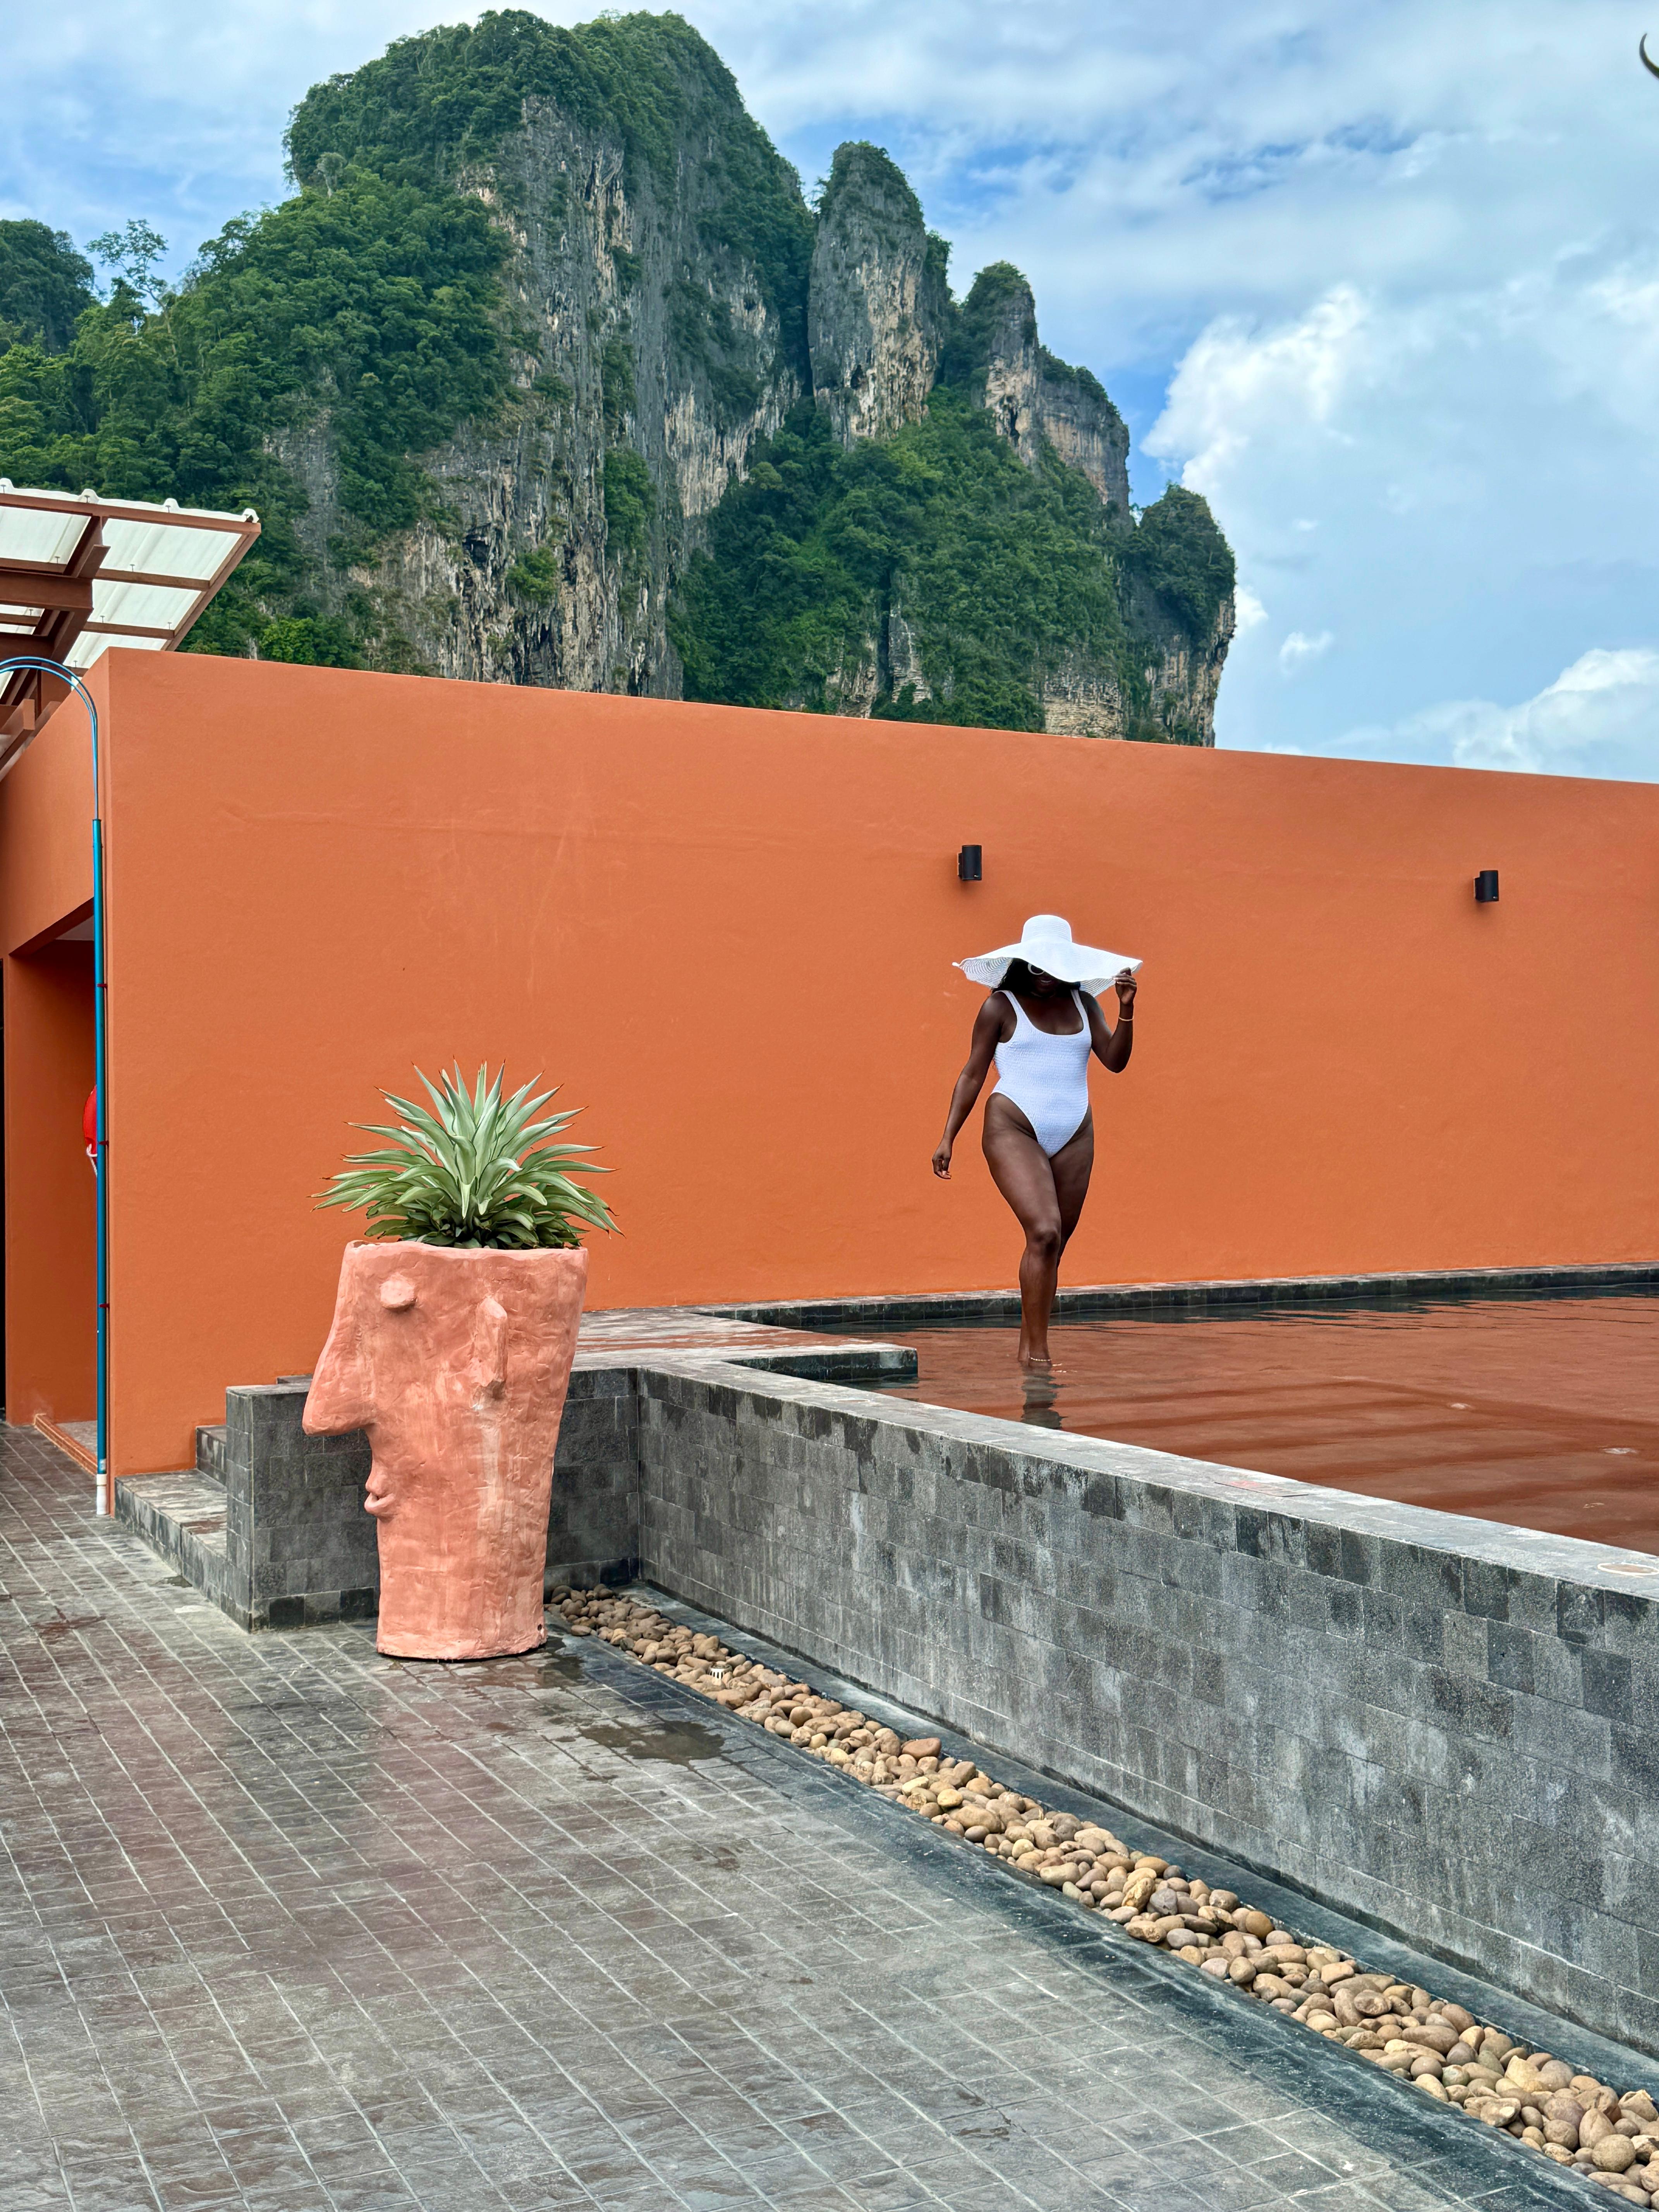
932, 998, 1007, 1178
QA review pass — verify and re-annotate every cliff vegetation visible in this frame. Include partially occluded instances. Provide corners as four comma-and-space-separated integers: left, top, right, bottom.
0, 11, 1235, 739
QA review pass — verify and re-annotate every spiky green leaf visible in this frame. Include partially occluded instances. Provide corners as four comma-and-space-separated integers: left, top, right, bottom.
316, 1062, 617, 1248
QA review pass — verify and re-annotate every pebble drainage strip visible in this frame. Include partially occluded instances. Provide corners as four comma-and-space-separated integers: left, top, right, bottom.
555, 1584, 1658, 2205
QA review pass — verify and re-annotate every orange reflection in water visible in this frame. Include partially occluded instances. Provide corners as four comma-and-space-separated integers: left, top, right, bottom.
866, 1295, 1659, 1556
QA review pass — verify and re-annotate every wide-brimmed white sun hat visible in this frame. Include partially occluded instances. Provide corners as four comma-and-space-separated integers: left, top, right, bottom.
957, 914, 1140, 995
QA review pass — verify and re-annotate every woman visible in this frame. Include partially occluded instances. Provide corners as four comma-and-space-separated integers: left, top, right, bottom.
933, 914, 1139, 1367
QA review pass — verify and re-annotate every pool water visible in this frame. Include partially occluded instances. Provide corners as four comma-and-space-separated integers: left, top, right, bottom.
849, 1292, 1659, 1555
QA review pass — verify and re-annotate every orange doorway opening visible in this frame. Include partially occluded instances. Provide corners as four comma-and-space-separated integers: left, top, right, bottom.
3, 930, 96, 1446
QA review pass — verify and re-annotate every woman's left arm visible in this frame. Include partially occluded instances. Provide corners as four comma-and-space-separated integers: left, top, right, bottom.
1086, 970, 1137, 1072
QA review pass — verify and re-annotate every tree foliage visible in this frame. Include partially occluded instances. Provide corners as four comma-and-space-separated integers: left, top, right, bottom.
0, 222, 96, 354
258, 615, 362, 665
87, 222, 170, 307
600, 336, 636, 438
672, 393, 1141, 731
506, 544, 563, 604
289, 10, 814, 368
603, 449, 655, 562
1123, 483, 1235, 640
0, 168, 510, 654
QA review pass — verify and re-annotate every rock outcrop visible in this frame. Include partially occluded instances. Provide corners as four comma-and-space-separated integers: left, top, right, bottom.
1130, 592, 1237, 745
808, 143, 951, 445
955, 264, 1132, 512
270, 11, 1231, 740
1041, 597, 1236, 742
283, 19, 812, 697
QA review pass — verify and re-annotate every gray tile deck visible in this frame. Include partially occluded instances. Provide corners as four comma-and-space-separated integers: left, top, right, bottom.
1, 1427, 1594, 2212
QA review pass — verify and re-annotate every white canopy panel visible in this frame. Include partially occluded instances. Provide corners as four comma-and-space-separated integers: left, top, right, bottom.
0, 483, 260, 759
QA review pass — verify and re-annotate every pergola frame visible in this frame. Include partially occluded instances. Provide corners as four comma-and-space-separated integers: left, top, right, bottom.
0, 487, 261, 766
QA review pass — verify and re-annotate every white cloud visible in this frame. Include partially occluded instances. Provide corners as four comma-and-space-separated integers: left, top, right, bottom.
1154, 287, 1372, 499
1332, 649, 1659, 780
1279, 629, 1334, 672
0, 4, 433, 252
1147, 250, 1659, 763
1233, 586, 1269, 635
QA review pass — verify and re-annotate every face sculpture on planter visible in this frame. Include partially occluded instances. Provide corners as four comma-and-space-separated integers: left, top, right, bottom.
305, 1240, 587, 1660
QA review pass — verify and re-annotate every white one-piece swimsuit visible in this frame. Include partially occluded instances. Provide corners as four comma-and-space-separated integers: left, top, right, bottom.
992, 989, 1093, 1157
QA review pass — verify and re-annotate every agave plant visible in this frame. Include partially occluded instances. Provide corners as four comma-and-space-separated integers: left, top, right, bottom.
316, 1065, 615, 1249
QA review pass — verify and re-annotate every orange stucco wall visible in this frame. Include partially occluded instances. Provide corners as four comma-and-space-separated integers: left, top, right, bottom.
5, 650, 1658, 1474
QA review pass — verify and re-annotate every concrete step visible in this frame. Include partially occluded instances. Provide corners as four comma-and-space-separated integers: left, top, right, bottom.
114, 1472, 234, 1618
194, 1383, 308, 1484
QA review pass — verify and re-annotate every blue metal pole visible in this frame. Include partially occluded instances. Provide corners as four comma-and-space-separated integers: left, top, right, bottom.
0, 657, 106, 1511
91, 813, 108, 1510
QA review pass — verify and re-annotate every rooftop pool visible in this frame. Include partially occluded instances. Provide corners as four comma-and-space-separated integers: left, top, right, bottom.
843, 1289, 1659, 1554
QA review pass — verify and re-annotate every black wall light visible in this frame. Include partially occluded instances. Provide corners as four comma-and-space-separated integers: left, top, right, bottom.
1474, 869, 1499, 904
958, 844, 983, 882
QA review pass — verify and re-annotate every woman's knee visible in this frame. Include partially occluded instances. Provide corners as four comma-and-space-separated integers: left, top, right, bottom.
1024, 1220, 1063, 1262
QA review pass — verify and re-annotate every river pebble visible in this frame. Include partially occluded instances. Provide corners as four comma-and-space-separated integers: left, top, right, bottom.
553, 1586, 1659, 2194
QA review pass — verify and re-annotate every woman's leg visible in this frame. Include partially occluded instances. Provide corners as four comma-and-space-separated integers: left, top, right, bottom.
1051, 1116, 1096, 1257
983, 1100, 1067, 1364
1021, 1116, 1095, 1357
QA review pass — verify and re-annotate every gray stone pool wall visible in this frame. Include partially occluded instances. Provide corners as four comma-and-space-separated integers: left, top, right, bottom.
634, 1360, 1659, 2061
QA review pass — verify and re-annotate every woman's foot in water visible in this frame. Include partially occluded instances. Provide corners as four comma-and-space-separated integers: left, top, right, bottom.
1021, 1365, 1064, 1429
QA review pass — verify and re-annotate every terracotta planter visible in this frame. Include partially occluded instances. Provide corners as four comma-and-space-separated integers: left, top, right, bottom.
304, 1240, 587, 1659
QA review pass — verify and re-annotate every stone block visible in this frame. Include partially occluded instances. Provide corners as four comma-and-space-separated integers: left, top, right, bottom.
1557, 1580, 1606, 1646
1460, 1556, 1517, 1621
1603, 1586, 1659, 1654
1377, 1538, 1464, 1610
1508, 1682, 1614, 1775
1582, 1647, 1634, 1722
1611, 1724, 1659, 1796
1486, 1619, 1536, 1694
1338, 1527, 1380, 1585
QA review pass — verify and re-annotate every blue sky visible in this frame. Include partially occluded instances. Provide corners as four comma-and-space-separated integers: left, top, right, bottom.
9, 0, 1659, 776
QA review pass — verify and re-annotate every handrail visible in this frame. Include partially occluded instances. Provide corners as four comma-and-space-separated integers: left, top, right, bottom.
0, 658, 108, 1511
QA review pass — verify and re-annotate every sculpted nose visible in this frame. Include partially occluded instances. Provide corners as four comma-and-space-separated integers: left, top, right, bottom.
304, 1312, 374, 1436
304, 1338, 373, 1435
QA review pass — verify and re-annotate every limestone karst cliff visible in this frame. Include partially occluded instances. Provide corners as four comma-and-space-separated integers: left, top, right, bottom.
0, 11, 1234, 742
279, 10, 817, 700
807, 144, 951, 447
